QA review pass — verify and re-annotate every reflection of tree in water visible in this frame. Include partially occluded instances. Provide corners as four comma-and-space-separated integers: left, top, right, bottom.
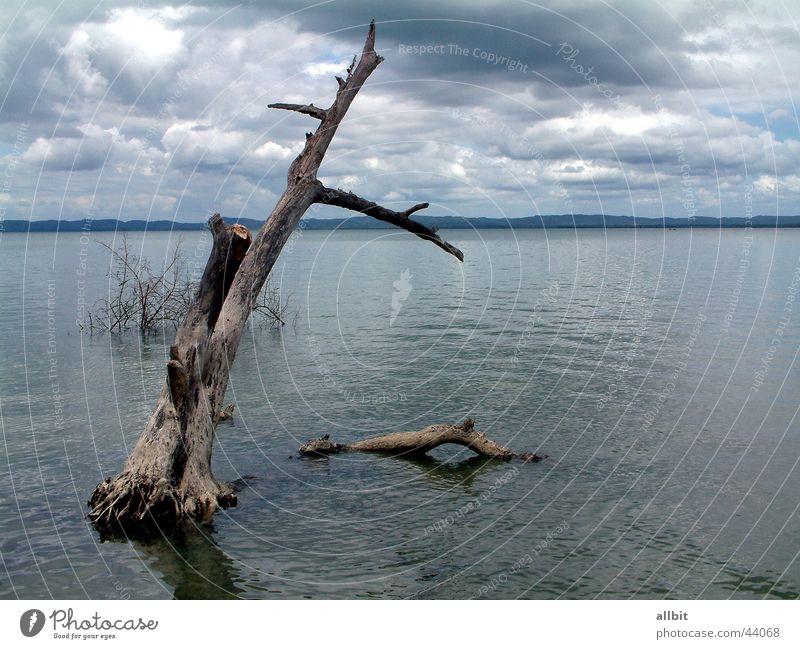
134, 527, 244, 599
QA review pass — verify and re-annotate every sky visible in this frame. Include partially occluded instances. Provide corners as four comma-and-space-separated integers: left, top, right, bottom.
0, 0, 798, 222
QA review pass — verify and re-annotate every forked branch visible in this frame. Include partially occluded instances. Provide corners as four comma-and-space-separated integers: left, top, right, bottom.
315, 186, 464, 261
268, 20, 385, 182
263, 20, 463, 260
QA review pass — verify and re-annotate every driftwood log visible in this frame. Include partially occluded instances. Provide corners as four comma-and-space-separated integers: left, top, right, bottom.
299, 418, 542, 462
88, 21, 465, 534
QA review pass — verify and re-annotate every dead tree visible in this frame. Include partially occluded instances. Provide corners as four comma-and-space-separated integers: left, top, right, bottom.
88, 21, 464, 533
299, 418, 542, 462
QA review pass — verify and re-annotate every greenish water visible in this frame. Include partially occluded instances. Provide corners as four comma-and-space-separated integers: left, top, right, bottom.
0, 227, 798, 599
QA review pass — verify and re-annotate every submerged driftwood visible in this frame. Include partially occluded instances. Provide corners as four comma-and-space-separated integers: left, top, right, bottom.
299, 418, 542, 462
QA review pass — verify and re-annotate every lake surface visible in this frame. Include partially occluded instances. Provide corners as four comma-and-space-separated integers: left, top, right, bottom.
1, 226, 798, 599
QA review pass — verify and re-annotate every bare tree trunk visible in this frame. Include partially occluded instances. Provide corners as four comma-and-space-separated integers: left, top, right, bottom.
298, 418, 542, 462
89, 217, 251, 531
89, 21, 464, 534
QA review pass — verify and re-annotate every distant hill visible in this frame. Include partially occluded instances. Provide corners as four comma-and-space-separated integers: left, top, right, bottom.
2, 214, 799, 233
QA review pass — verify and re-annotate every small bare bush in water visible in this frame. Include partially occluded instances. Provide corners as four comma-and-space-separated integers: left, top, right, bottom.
86, 237, 289, 333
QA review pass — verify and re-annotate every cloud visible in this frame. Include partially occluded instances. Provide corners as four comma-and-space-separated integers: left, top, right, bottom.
0, 0, 798, 221
21, 123, 155, 172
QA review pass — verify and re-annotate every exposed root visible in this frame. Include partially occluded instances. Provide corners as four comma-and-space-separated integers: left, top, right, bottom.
88, 472, 237, 536
299, 418, 543, 462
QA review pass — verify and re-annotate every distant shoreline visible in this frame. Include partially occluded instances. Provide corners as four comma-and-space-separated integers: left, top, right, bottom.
2, 214, 799, 233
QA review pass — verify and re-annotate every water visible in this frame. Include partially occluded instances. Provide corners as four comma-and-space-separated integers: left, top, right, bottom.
0, 226, 798, 599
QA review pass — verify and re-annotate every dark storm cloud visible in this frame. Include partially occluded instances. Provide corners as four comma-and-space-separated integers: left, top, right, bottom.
234, 0, 696, 89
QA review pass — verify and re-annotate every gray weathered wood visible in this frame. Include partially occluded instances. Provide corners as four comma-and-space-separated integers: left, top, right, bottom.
299, 418, 542, 462
88, 21, 464, 534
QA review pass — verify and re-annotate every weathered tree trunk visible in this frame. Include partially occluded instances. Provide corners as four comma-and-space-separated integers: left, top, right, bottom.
89, 216, 251, 531
298, 418, 543, 462
88, 21, 464, 534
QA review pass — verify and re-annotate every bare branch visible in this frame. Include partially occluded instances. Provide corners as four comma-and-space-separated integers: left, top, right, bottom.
267, 102, 327, 121
284, 20, 385, 181
362, 19, 382, 62
315, 185, 464, 261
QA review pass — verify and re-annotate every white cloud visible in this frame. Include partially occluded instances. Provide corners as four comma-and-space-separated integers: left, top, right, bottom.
21, 123, 152, 172
755, 175, 777, 193
2, 0, 799, 220
103, 8, 186, 67
304, 61, 349, 78
59, 29, 107, 95
449, 162, 466, 178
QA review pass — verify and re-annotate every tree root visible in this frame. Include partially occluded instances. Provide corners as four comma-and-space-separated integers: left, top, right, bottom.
299, 418, 543, 462
87, 472, 236, 536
